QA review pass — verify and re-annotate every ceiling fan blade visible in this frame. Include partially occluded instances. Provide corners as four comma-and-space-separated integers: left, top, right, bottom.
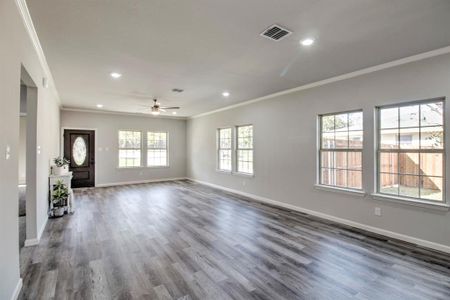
159, 108, 166, 112
160, 106, 180, 110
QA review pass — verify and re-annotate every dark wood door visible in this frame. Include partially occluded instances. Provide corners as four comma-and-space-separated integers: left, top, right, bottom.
64, 129, 95, 188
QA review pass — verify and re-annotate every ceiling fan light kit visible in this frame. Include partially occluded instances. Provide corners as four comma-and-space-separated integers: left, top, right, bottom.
149, 98, 180, 116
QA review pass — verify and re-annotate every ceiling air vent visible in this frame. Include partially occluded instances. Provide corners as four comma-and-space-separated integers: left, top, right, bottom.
260, 24, 292, 41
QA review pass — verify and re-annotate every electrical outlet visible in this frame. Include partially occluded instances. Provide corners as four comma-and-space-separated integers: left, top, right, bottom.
374, 207, 382, 216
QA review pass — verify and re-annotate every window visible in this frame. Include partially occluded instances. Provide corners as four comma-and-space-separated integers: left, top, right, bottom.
319, 111, 363, 190
377, 99, 444, 202
236, 125, 254, 174
118, 131, 142, 167
217, 128, 232, 171
147, 132, 168, 167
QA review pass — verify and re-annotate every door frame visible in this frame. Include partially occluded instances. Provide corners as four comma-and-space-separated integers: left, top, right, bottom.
61, 127, 98, 187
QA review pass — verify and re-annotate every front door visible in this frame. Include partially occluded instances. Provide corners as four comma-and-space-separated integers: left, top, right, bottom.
64, 129, 95, 188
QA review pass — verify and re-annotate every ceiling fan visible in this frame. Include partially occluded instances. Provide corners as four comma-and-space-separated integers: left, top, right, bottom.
149, 98, 180, 115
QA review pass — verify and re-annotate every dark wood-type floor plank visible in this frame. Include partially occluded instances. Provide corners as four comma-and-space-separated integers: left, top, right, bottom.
19, 180, 450, 299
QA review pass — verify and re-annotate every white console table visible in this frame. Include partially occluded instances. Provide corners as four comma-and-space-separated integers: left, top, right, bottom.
49, 172, 74, 215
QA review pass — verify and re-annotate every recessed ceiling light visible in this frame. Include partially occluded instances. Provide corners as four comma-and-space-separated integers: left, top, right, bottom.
222, 91, 230, 97
300, 38, 314, 46
172, 111, 177, 115
110, 72, 122, 79
96, 104, 104, 108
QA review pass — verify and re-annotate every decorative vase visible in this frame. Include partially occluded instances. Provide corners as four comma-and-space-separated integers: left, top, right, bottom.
53, 165, 69, 175
52, 207, 65, 217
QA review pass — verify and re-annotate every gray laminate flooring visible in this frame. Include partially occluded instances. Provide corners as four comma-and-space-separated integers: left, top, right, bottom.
19, 180, 450, 299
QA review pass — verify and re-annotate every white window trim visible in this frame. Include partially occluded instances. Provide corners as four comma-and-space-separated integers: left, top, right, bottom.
374, 97, 447, 207
314, 184, 366, 197
117, 130, 143, 168
216, 127, 233, 173
317, 110, 364, 192
147, 131, 169, 168
235, 124, 254, 176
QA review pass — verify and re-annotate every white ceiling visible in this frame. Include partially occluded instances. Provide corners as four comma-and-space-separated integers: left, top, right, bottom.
27, 0, 450, 117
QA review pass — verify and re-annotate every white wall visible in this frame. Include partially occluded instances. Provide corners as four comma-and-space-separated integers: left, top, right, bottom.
0, 0, 60, 299
187, 53, 450, 249
61, 110, 187, 185
18, 117, 26, 185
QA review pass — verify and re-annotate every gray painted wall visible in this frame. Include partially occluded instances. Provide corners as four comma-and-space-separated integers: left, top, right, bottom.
0, 0, 60, 298
61, 110, 187, 185
187, 53, 450, 248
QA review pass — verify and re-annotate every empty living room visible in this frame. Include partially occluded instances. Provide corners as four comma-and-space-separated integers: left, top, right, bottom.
2, 0, 450, 299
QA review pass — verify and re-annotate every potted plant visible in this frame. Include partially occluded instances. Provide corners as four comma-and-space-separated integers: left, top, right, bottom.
51, 180, 69, 217
52, 157, 70, 175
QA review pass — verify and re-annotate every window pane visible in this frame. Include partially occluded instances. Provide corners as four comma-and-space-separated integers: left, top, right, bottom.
380, 129, 398, 149
335, 152, 347, 169
399, 175, 419, 198
378, 100, 444, 202
380, 152, 397, 173
421, 102, 443, 126
349, 131, 363, 149
348, 152, 362, 170
335, 114, 348, 131
147, 149, 167, 167
399, 105, 419, 128
335, 169, 347, 187
321, 168, 335, 186
119, 131, 141, 149
380, 107, 398, 129
421, 176, 443, 201
421, 126, 443, 149
348, 112, 363, 130
321, 151, 334, 169
119, 149, 141, 167
319, 111, 363, 190
399, 153, 419, 175
322, 132, 335, 149
334, 131, 348, 148
219, 128, 232, 149
348, 170, 362, 189
219, 150, 232, 171
237, 150, 253, 174
148, 132, 167, 149
399, 128, 419, 149
380, 173, 398, 195
420, 153, 443, 177
322, 115, 334, 132
237, 126, 253, 149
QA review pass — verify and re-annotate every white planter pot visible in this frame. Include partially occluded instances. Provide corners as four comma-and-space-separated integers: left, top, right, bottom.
53, 165, 69, 175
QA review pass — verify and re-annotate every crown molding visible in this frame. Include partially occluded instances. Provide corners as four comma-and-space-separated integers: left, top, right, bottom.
15, 0, 61, 105
190, 45, 450, 119
61, 107, 187, 120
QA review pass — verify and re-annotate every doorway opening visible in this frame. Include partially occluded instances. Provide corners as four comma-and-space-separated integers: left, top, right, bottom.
18, 66, 38, 274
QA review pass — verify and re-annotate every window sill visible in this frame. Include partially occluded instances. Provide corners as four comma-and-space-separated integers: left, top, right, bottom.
216, 169, 232, 174
371, 193, 450, 211
117, 166, 170, 170
233, 172, 255, 178
314, 184, 366, 197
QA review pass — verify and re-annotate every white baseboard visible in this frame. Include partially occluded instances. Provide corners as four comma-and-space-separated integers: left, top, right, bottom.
187, 178, 450, 254
10, 278, 22, 300
24, 216, 48, 247
95, 177, 187, 188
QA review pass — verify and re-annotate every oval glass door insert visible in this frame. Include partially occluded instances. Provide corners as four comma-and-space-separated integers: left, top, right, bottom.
73, 137, 87, 166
